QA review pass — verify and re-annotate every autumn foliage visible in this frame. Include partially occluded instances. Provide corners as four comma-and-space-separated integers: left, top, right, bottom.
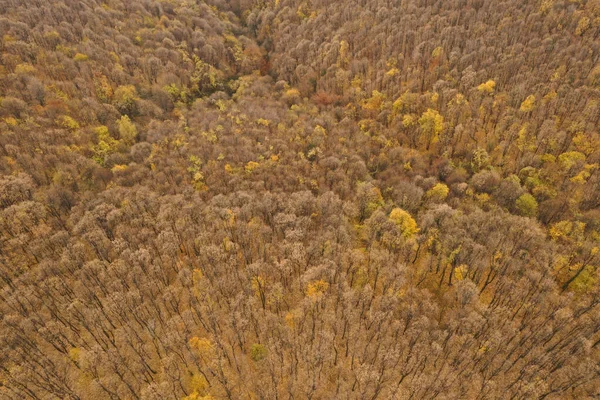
0, 0, 599, 399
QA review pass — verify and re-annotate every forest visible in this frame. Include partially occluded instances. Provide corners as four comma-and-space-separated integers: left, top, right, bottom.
0, 0, 599, 398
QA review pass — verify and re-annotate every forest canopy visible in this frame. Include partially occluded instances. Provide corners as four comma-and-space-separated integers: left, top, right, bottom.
0, 0, 599, 399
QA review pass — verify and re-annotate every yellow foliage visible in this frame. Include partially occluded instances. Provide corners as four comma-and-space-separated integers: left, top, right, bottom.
256, 118, 270, 126
543, 90, 557, 101
426, 183, 449, 202
68, 347, 81, 362
476, 192, 491, 206
201, 130, 217, 143
306, 279, 329, 298
296, 3, 312, 19
540, 0, 554, 12
358, 119, 375, 133
172, 134, 188, 149
572, 132, 599, 155
431, 46, 443, 58
113, 85, 138, 114
189, 337, 214, 358
56, 115, 79, 131
245, 161, 260, 172
117, 115, 137, 144
570, 169, 591, 184
549, 220, 574, 240
251, 275, 265, 298
284, 311, 297, 328
94, 74, 113, 102
471, 148, 490, 171
570, 265, 597, 293
517, 124, 536, 152
73, 53, 88, 62
314, 125, 327, 136
192, 269, 204, 285
224, 209, 235, 226
56, 44, 74, 57
189, 374, 209, 394
519, 95, 536, 112
164, 83, 185, 102
111, 164, 127, 173
284, 88, 300, 100
222, 236, 232, 252
549, 220, 585, 243
306, 147, 320, 161
92, 125, 119, 165
454, 265, 469, 281
418, 108, 444, 147
250, 343, 268, 361
558, 151, 586, 170
386, 68, 399, 76
362, 90, 385, 111
576, 16, 590, 35
453, 93, 468, 105
531, 184, 557, 200
182, 392, 214, 400
541, 154, 556, 163
551, 65, 566, 82
389, 208, 419, 238
338, 40, 349, 67
15, 63, 35, 74
4, 117, 17, 126
189, 55, 221, 94
477, 80, 496, 93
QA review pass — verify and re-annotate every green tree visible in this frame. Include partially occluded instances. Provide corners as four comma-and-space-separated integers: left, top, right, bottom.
516, 193, 538, 217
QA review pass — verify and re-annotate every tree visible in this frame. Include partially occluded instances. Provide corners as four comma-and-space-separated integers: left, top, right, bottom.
477, 80, 496, 93
418, 108, 444, 149
113, 85, 139, 115
519, 95, 536, 112
516, 193, 538, 217
426, 183, 449, 202
389, 208, 419, 238
117, 115, 137, 145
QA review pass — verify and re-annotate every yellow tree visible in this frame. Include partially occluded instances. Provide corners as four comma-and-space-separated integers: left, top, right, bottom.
418, 108, 444, 150
426, 183, 449, 203
519, 95, 536, 112
117, 115, 137, 145
389, 208, 419, 238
